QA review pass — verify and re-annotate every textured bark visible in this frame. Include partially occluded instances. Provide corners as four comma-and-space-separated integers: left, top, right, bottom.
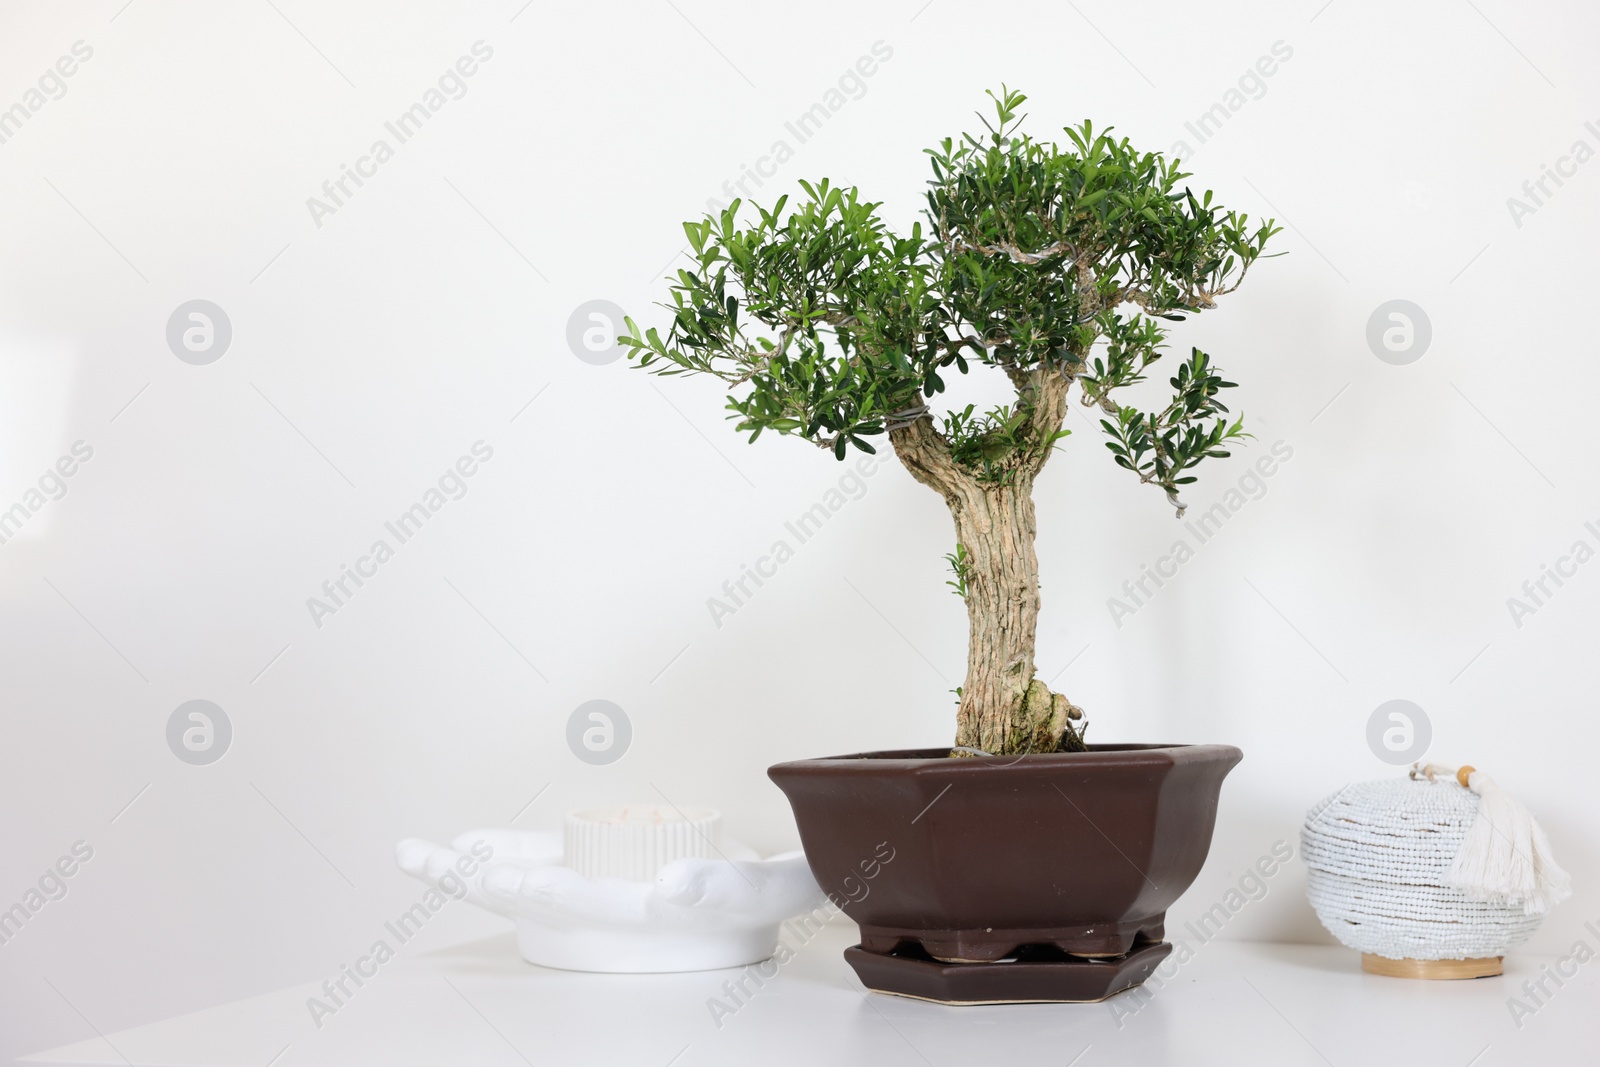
888, 365, 1084, 755
949, 477, 1046, 751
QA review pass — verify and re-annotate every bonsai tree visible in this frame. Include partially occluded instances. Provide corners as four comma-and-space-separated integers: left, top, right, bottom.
622, 89, 1279, 757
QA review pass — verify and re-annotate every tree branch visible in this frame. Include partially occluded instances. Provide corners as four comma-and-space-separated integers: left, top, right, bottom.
888, 404, 969, 502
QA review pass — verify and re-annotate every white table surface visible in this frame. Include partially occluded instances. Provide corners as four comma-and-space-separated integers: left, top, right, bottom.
17, 923, 1595, 1067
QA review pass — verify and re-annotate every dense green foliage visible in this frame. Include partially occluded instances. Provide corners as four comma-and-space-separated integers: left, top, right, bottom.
622, 87, 1278, 509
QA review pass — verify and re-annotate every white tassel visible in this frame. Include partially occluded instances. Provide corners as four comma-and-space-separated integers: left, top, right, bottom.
1425, 764, 1573, 916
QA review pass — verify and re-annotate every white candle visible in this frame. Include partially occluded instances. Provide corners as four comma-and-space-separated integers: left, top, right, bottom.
564, 805, 721, 881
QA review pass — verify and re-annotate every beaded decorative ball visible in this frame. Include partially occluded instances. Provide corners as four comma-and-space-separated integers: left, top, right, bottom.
1301, 778, 1543, 967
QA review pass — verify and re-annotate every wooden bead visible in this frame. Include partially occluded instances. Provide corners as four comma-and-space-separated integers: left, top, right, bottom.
1456, 765, 1476, 788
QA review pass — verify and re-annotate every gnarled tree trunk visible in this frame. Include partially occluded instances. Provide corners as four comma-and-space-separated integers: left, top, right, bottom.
887, 367, 1084, 755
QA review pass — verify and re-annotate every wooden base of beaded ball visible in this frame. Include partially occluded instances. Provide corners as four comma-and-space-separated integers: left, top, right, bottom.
1361, 953, 1503, 980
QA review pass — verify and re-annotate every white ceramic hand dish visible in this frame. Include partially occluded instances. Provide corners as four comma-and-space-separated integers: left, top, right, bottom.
395, 827, 826, 973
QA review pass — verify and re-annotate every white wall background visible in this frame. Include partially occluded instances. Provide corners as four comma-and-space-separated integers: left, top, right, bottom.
2, 0, 1597, 1060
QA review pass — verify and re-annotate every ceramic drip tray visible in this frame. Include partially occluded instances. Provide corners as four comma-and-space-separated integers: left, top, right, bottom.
844, 940, 1173, 1005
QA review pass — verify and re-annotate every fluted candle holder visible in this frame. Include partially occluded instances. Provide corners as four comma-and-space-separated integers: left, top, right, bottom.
564, 805, 720, 881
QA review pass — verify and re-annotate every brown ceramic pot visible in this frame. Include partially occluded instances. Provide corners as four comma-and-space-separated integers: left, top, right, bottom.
769, 743, 1242, 963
